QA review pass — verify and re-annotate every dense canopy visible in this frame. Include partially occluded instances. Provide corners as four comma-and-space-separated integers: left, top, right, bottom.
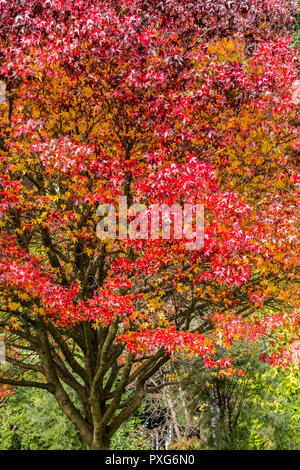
0, 0, 298, 450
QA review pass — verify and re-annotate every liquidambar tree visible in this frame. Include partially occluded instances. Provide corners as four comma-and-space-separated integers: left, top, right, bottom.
0, 0, 299, 450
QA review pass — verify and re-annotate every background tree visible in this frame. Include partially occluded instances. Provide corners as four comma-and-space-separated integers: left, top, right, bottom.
0, 387, 85, 449
293, 0, 300, 45
167, 342, 300, 450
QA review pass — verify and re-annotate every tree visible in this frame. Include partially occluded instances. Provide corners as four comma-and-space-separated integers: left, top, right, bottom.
0, 0, 299, 449
166, 342, 300, 450
0, 386, 85, 449
293, 0, 300, 45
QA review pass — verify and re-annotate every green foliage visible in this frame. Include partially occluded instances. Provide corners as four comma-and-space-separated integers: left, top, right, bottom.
240, 365, 300, 450
0, 349, 299, 450
0, 388, 85, 450
0, 387, 150, 450
168, 342, 300, 450
293, 0, 300, 45
111, 415, 150, 450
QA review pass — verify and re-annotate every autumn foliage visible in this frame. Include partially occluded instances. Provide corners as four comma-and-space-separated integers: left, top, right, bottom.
0, 0, 299, 449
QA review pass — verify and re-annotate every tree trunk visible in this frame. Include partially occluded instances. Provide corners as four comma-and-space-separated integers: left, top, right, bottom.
89, 441, 110, 450
84, 430, 111, 450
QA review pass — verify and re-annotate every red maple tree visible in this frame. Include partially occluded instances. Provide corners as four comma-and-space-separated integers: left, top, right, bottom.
0, 0, 298, 449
